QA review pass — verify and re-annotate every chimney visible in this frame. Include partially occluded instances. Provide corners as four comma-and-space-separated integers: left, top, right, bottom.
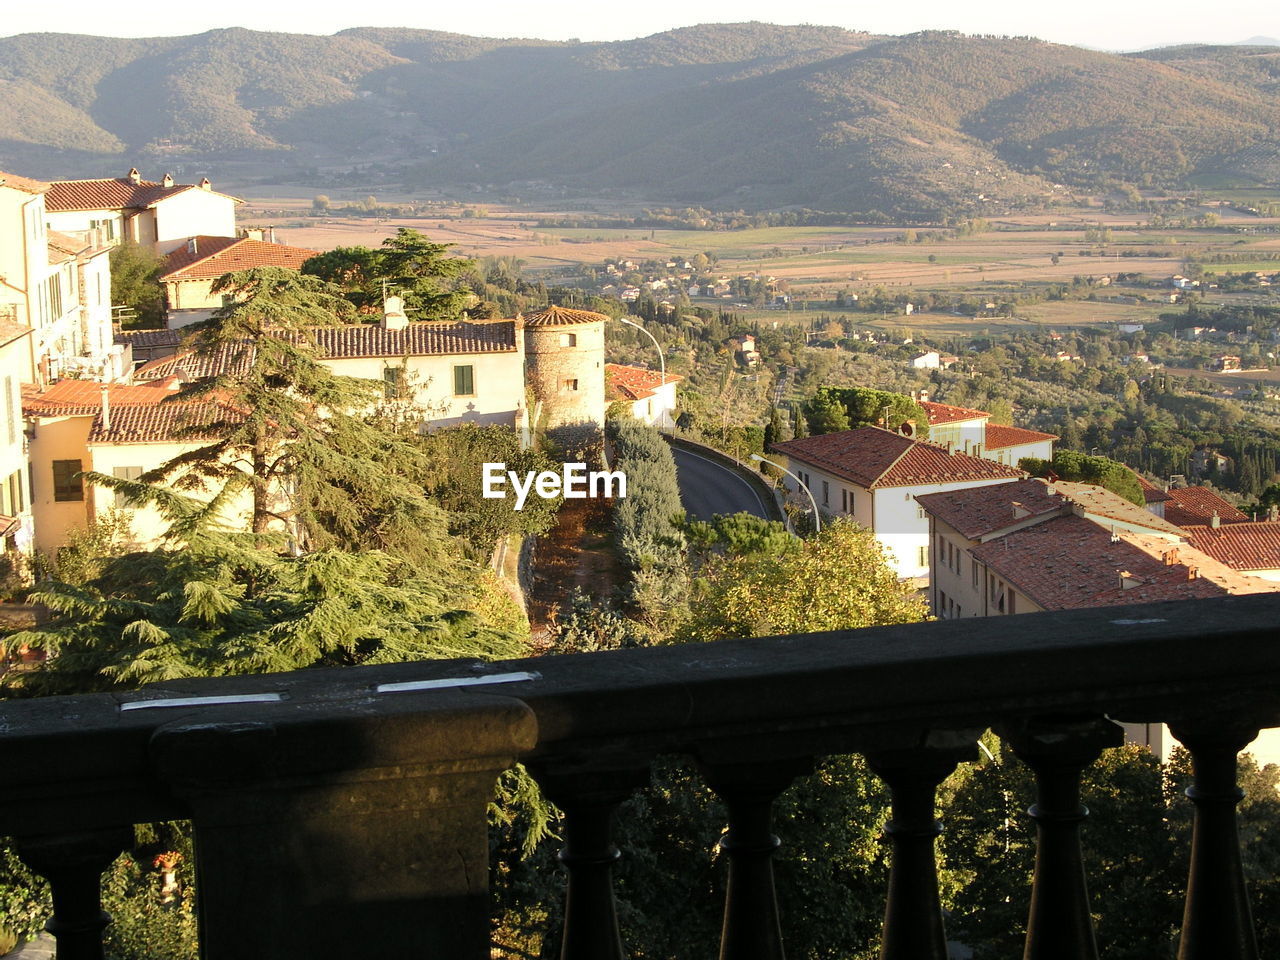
266, 225, 276, 243
188, 237, 198, 256
99, 385, 111, 433
381, 294, 408, 331
162, 173, 175, 188
1269, 504, 1279, 523
1187, 565, 1199, 581
199, 177, 212, 191
1210, 511, 1221, 529
1012, 502, 1030, 520
128, 168, 141, 183
1118, 570, 1138, 589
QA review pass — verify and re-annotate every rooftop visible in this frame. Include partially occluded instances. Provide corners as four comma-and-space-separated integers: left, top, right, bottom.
133, 321, 520, 381
87, 401, 239, 444
920, 400, 990, 425
44, 170, 240, 212
605, 363, 683, 402
1165, 486, 1249, 528
1183, 521, 1280, 572
1049, 481, 1187, 538
23, 377, 182, 417
917, 478, 1069, 540
771, 427, 1024, 489
522, 305, 609, 327
970, 514, 1277, 610
1135, 474, 1173, 504
160, 237, 318, 282
983, 423, 1058, 450
0, 169, 51, 195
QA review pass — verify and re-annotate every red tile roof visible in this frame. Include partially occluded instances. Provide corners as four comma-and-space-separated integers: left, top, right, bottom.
771, 427, 1024, 489
1049, 481, 1187, 537
917, 478, 1069, 540
983, 423, 1058, 450
1165, 486, 1249, 527
605, 363, 683, 402
522, 305, 608, 327
160, 237, 317, 281
920, 400, 990, 425
134, 321, 520, 381
1135, 473, 1173, 504
0, 170, 51, 195
44, 175, 240, 212
87, 402, 240, 444
970, 515, 1275, 610
115, 329, 184, 349
1183, 521, 1280, 572
23, 378, 183, 417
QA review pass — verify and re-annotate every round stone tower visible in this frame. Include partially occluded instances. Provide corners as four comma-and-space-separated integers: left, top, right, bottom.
521, 305, 607, 454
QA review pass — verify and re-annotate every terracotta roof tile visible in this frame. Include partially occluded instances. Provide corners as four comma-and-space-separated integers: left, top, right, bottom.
983, 423, 1058, 450
1165, 486, 1249, 527
971, 515, 1277, 610
45, 177, 194, 211
917, 478, 1069, 540
87, 402, 242, 444
0, 170, 52, 195
160, 237, 317, 281
1183, 521, 1280, 572
1135, 473, 1173, 503
23, 378, 183, 417
115, 329, 184, 349
522, 305, 609, 327
920, 400, 990, 425
133, 321, 520, 381
605, 363, 683, 402
1049, 481, 1187, 537
772, 427, 1024, 489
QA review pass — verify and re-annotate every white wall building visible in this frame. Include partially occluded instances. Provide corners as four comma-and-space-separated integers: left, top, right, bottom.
605, 363, 682, 429
769, 426, 1025, 580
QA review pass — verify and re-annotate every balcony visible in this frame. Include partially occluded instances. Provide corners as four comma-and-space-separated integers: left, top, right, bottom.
1, 593, 1278, 960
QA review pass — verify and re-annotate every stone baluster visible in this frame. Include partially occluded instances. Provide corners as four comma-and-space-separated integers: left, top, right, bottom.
1004, 716, 1122, 960
1169, 718, 1262, 960
867, 739, 975, 960
699, 757, 812, 960
150, 693, 535, 960
530, 765, 650, 960
12, 826, 134, 960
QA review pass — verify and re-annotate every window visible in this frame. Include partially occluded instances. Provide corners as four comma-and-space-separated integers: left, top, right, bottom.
559, 333, 577, 347
1, 469, 23, 516
453, 365, 475, 396
113, 466, 144, 508
46, 275, 63, 320
562, 378, 579, 392
821, 480, 829, 506
972, 562, 979, 589
53, 460, 84, 502
918, 545, 928, 567
383, 366, 407, 400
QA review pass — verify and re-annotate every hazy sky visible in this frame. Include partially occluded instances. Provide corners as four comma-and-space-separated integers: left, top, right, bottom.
4, 0, 1277, 50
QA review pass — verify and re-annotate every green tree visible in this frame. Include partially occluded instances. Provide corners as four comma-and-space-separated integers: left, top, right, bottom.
109, 242, 165, 328
1020, 451, 1145, 506
803, 391, 851, 436
679, 518, 927, 642
302, 228, 473, 320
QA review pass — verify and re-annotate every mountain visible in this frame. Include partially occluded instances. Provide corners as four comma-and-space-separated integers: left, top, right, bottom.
2, 24, 1279, 216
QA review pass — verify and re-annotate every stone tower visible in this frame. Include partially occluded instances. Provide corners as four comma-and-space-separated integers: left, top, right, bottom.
521, 305, 607, 454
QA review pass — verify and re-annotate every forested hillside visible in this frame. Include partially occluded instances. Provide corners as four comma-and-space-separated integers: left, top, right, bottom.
2, 24, 1279, 215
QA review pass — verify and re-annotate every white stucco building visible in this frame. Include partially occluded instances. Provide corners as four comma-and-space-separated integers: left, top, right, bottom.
769, 426, 1025, 580
605, 363, 682, 429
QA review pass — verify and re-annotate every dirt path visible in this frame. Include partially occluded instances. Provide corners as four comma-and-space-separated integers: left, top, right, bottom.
526, 499, 623, 647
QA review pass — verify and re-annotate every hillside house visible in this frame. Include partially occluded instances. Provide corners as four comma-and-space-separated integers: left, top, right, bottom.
605, 363, 682, 429
159, 236, 319, 327
769, 427, 1024, 580
910, 351, 940, 369
43, 169, 240, 255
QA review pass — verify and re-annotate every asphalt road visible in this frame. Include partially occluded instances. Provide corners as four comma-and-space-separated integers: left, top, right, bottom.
670, 445, 773, 522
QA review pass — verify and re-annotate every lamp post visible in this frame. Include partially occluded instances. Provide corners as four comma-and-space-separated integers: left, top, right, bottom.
751, 454, 821, 533
618, 316, 668, 428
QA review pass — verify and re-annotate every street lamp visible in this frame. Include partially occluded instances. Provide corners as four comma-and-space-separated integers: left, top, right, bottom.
618, 315, 668, 428
751, 454, 821, 533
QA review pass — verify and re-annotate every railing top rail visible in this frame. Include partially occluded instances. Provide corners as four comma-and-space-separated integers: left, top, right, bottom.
2, 594, 1278, 825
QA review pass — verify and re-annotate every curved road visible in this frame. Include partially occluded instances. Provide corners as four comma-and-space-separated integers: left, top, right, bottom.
670, 446, 773, 522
